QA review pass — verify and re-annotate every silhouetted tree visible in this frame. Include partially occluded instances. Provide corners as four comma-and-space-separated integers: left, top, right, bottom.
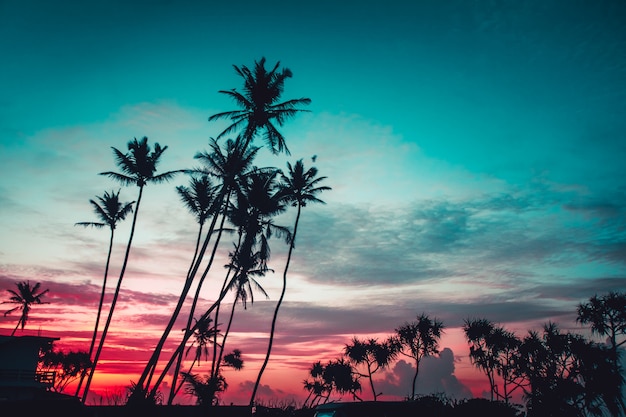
250, 159, 330, 405
176, 175, 220, 275
138, 140, 269, 402
170, 316, 222, 402
344, 337, 398, 401
150, 138, 259, 404
395, 313, 445, 400
74, 189, 134, 396
180, 349, 243, 406
577, 291, 626, 382
2, 280, 49, 335
303, 358, 361, 407
518, 322, 625, 417
181, 372, 227, 406
82, 136, 179, 403
39, 349, 92, 393
463, 318, 525, 404
208, 57, 311, 155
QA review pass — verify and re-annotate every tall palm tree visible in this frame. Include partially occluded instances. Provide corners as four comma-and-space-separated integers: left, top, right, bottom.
133, 137, 260, 402
208, 58, 311, 155
2, 281, 49, 335
176, 175, 220, 276
250, 159, 330, 405
73, 189, 134, 397
159, 168, 286, 404
81, 136, 179, 403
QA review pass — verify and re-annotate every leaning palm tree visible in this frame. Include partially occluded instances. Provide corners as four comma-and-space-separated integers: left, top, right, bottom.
177, 175, 220, 276
133, 137, 260, 403
73, 189, 134, 397
81, 136, 179, 403
134, 174, 222, 403
250, 159, 330, 405
2, 281, 50, 335
208, 58, 311, 155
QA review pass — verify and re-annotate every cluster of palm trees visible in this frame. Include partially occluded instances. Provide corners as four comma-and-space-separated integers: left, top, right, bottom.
70, 57, 330, 406
304, 293, 625, 417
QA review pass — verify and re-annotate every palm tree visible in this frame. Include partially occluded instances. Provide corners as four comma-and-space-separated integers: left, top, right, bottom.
250, 159, 330, 405
176, 175, 220, 275
2, 281, 49, 335
395, 313, 445, 400
181, 372, 228, 406
73, 189, 134, 397
212, 248, 270, 377
208, 58, 311, 155
134, 137, 260, 402
81, 136, 179, 403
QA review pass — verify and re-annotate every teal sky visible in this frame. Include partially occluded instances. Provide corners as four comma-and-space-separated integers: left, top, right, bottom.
1, 0, 625, 404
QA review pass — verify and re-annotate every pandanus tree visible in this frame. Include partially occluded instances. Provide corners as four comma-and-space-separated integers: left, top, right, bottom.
518, 322, 625, 417
250, 159, 330, 405
395, 313, 445, 400
73, 189, 134, 396
344, 337, 399, 401
208, 57, 311, 155
81, 136, 180, 403
2, 280, 49, 336
463, 318, 524, 403
303, 358, 361, 407
577, 291, 626, 380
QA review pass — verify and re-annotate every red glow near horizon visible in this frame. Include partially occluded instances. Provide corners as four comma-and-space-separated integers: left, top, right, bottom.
0, 315, 497, 406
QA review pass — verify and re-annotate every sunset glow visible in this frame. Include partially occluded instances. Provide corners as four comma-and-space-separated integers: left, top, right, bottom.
1, 0, 625, 408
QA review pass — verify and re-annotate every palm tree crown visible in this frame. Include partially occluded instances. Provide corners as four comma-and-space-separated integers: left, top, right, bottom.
100, 136, 180, 187
208, 57, 311, 155
75, 189, 135, 230
278, 159, 331, 209
3, 281, 50, 336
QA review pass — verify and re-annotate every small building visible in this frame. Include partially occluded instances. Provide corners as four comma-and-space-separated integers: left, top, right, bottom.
0, 334, 58, 401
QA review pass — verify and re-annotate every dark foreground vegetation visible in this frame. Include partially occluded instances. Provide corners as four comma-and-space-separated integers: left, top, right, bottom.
3, 396, 525, 417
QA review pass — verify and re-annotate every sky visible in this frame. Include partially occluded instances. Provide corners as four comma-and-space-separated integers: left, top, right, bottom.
1, 0, 626, 406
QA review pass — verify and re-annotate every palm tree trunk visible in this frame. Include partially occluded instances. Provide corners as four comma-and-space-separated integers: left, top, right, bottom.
163, 223, 204, 406
140, 192, 232, 398
250, 205, 301, 406
214, 293, 239, 375
163, 215, 226, 400
172, 355, 199, 402
211, 232, 242, 378
147, 275, 238, 400
75, 229, 115, 398
82, 185, 144, 403
10, 318, 22, 336
136, 207, 221, 395
166, 207, 231, 403
170, 292, 238, 405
